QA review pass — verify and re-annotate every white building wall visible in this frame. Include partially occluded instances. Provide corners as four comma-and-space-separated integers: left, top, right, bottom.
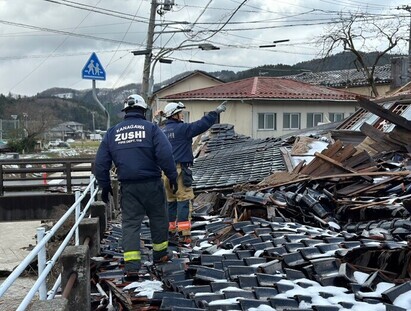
252, 100, 357, 139
159, 99, 358, 139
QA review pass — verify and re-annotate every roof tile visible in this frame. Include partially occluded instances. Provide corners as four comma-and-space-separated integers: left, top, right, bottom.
164, 76, 358, 100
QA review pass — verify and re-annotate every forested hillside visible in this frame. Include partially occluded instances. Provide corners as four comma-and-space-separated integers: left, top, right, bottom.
208, 51, 400, 82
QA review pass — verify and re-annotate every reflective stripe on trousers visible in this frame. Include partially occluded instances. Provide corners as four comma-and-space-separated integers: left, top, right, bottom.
153, 240, 168, 252
124, 250, 141, 262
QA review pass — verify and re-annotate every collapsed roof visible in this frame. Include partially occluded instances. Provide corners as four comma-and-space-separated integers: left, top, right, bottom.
96, 96, 411, 310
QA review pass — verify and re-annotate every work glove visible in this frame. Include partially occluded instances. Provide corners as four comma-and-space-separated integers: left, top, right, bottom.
215, 101, 227, 114
153, 110, 165, 125
101, 186, 113, 203
169, 179, 178, 194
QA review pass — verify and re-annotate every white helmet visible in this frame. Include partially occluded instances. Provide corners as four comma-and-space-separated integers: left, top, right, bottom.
164, 102, 185, 118
122, 94, 148, 111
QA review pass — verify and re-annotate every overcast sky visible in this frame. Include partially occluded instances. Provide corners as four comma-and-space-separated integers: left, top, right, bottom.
0, 0, 408, 96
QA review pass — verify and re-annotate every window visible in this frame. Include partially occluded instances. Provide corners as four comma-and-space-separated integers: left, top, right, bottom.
283, 113, 300, 130
329, 112, 344, 122
307, 113, 323, 128
258, 113, 276, 130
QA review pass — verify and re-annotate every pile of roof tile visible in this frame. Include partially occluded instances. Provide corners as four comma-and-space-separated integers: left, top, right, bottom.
94, 126, 410, 310
95, 215, 411, 310
93, 97, 411, 310
193, 124, 286, 190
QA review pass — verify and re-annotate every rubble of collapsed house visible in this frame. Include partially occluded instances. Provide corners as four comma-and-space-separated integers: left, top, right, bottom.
93, 96, 411, 311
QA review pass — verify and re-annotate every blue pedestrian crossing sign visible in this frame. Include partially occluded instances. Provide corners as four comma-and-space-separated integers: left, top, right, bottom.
82, 52, 106, 80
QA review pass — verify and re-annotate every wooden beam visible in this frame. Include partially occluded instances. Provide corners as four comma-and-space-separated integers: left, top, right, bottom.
360, 122, 386, 141
360, 122, 401, 152
311, 170, 410, 181
279, 147, 294, 173
350, 193, 411, 210
105, 280, 134, 308
258, 170, 410, 191
344, 176, 400, 197
314, 152, 373, 182
356, 96, 411, 131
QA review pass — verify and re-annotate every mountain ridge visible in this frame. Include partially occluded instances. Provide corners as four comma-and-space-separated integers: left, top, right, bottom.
1, 51, 401, 131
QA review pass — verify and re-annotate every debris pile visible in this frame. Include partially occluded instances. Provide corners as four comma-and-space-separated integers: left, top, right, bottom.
92, 96, 411, 310
209, 139, 411, 237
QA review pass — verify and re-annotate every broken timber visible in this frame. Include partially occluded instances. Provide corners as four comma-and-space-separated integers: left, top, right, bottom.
356, 96, 411, 131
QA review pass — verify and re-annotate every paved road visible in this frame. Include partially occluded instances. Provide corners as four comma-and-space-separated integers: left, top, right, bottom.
0, 220, 41, 272
0, 277, 37, 311
0, 221, 41, 310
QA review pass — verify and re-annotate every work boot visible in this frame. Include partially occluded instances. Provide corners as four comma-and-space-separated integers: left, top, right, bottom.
125, 260, 141, 272
124, 260, 141, 281
168, 231, 179, 245
153, 250, 174, 264
169, 231, 179, 242
124, 271, 140, 282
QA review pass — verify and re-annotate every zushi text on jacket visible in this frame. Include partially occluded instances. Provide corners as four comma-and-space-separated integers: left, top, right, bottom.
115, 124, 146, 144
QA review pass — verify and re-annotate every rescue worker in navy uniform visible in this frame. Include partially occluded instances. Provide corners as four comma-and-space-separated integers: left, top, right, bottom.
160, 101, 227, 244
94, 94, 178, 277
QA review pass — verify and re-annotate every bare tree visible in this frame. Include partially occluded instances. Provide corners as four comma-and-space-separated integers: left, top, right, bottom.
5, 101, 60, 152
6, 104, 58, 136
319, 13, 407, 96
25, 105, 59, 140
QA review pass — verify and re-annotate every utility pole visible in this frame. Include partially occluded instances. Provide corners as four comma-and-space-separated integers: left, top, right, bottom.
91, 112, 96, 132
141, 0, 158, 109
140, 1, 175, 119
408, 8, 411, 82
398, 5, 411, 82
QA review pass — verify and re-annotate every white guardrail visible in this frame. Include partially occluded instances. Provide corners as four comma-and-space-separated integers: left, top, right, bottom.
0, 175, 99, 310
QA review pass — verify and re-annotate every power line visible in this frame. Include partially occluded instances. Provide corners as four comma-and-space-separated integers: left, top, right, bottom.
0, 20, 138, 45
191, 0, 213, 25
105, 1, 145, 68
42, 0, 149, 23
199, 0, 249, 42
318, 0, 391, 10
186, 14, 400, 36
9, 0, 106, 92
0, 49, 134, 61
168, 49, 318, 69
170, 56, 252, 69
183, 12, 401, 26
2, 0, 407, 95
0, 13, 400, 41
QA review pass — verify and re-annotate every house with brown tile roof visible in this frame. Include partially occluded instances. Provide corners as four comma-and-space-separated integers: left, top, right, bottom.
159, 76, 359, 138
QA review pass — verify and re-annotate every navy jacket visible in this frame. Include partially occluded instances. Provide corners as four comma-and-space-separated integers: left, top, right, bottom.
94, 111, 177, 189
162, 111, 218, 164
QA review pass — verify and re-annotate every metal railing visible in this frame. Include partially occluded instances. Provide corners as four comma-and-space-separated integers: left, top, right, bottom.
0, 157, 95, 195
0, 175, 99, 310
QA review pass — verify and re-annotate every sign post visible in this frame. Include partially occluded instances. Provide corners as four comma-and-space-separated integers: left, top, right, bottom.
82, 52, 106, 81
82, 53, 109, 129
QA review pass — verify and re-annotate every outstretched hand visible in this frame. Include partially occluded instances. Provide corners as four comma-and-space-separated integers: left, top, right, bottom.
215, 101, 227, 114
